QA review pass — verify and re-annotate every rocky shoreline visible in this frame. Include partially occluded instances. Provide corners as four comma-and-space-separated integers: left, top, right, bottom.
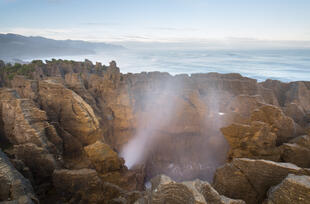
0, 59, 309, 203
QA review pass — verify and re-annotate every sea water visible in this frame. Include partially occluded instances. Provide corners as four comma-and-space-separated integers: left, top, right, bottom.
34, 48, 310, 82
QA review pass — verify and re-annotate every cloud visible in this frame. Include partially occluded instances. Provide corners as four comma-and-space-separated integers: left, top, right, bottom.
2, 26, 310, 48
0, 27, 88, 41
149, 26, 198, 31
122, 35, 150, 40
80, 22, 120, 26
0, 27, 153, 42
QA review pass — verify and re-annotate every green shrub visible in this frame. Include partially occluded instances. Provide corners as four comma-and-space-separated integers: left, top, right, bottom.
3, 63, 35, 80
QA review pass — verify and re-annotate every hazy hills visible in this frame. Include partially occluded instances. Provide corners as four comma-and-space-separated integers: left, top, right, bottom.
0, 33, 125, 61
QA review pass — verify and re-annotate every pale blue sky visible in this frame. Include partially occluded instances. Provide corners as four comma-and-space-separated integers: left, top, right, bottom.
0, 0, 309, 42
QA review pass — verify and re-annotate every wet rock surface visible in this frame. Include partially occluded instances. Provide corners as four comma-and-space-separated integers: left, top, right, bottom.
0, 59, 310, 203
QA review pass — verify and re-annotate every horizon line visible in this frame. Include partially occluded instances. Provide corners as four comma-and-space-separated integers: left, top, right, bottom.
1, 32, 310, 45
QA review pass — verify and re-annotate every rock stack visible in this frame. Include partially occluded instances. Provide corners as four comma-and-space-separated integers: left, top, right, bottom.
0, 59, 309, 203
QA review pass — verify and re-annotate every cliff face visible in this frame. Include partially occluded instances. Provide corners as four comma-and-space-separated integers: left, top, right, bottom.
0, 59, 309, 203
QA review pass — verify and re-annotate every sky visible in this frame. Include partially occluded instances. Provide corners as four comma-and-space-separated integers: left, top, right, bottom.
0, 0, 310, 43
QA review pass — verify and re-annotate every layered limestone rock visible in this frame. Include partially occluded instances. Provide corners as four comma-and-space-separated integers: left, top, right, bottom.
0, 149, 38, 203
213, 158, 310, 204
280, 135, 310, 168
0, 94, 62, 154
1, 60, 310, 203
285, 81, 310, 112
36, 79, 104, 170
265, 174, 310, 204
64, 72, 101, 116
221, 121, 280, 161
221, 103, 302, 161
53, 168, 143, 203
288, 134, 310, 148
38, 79, 101, 146
283, 102, 306, 126
11, 75, 39, 102
1, 61, 283, 182
261, 80, 310, 113
136, 175, 245, 204
53, 168, 106, 203
250, 105, 297, 144
13, 143, 60, 185
84, 140, 124, 174
0, 66, 145, 202
0, 88, 62, 187
83, 140, 145, 191
224, 94, 265, 123
87, 69, 279, 155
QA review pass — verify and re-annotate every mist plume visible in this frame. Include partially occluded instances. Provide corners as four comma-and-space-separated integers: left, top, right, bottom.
121, 75, 183, 169
121, 75, 229, 182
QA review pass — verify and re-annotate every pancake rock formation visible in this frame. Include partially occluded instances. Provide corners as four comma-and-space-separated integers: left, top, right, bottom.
0, 59, 309, 203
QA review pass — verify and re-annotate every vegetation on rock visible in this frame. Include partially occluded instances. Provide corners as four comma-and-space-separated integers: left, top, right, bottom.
1, 63, 35, 80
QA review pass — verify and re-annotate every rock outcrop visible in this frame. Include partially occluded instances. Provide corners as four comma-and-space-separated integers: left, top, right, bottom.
0, 149, 38, 203
84, 140, 124, 174
0, 92, 62, 154
280, 135, 310, 168
250, 105, 297, 144
221, 103, 301, 161
1, 59, 310, 203
84, 140, 145, 191
213, 158, 310, 204
221, 121, 280, 161
0, 69, 144, 202
265, 174, 310, 204
38, 79, 101, 146
53, 168, 143, 203
53, 168, 106, 203
136, 175, 245, 204
0, 88, 61, 195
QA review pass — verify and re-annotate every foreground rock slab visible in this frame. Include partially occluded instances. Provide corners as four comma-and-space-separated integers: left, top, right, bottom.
265, 174, 310, 204
280, 135, 310, 168
53, 168, 143, 203
213, 158, 310, 204
136, 175, 245, 204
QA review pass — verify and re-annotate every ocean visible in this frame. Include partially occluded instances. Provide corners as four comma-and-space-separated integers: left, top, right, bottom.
33, 48, 310, 82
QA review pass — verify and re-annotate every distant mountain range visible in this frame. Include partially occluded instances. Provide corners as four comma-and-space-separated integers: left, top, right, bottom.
0, 33, 125, 61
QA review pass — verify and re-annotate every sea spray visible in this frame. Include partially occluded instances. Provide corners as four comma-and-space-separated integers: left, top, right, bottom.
121, 76, 229, 182
121, 76, 184, 168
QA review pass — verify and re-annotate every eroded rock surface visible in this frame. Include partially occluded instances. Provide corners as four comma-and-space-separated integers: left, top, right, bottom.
250, 105, 297, 144
213, 158, 310, 204
0, 88, 61, 197
1, 59, 310, 203
84, 140, 124, 174
221, 121, 280, 161
53, 168, 143, 203
265, 174, 310, 204
136, 175, 245, 204
0, 149, 37, 203
221, 103, 306, 162
38, 79, 101, 146
280, 142, 310, 168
